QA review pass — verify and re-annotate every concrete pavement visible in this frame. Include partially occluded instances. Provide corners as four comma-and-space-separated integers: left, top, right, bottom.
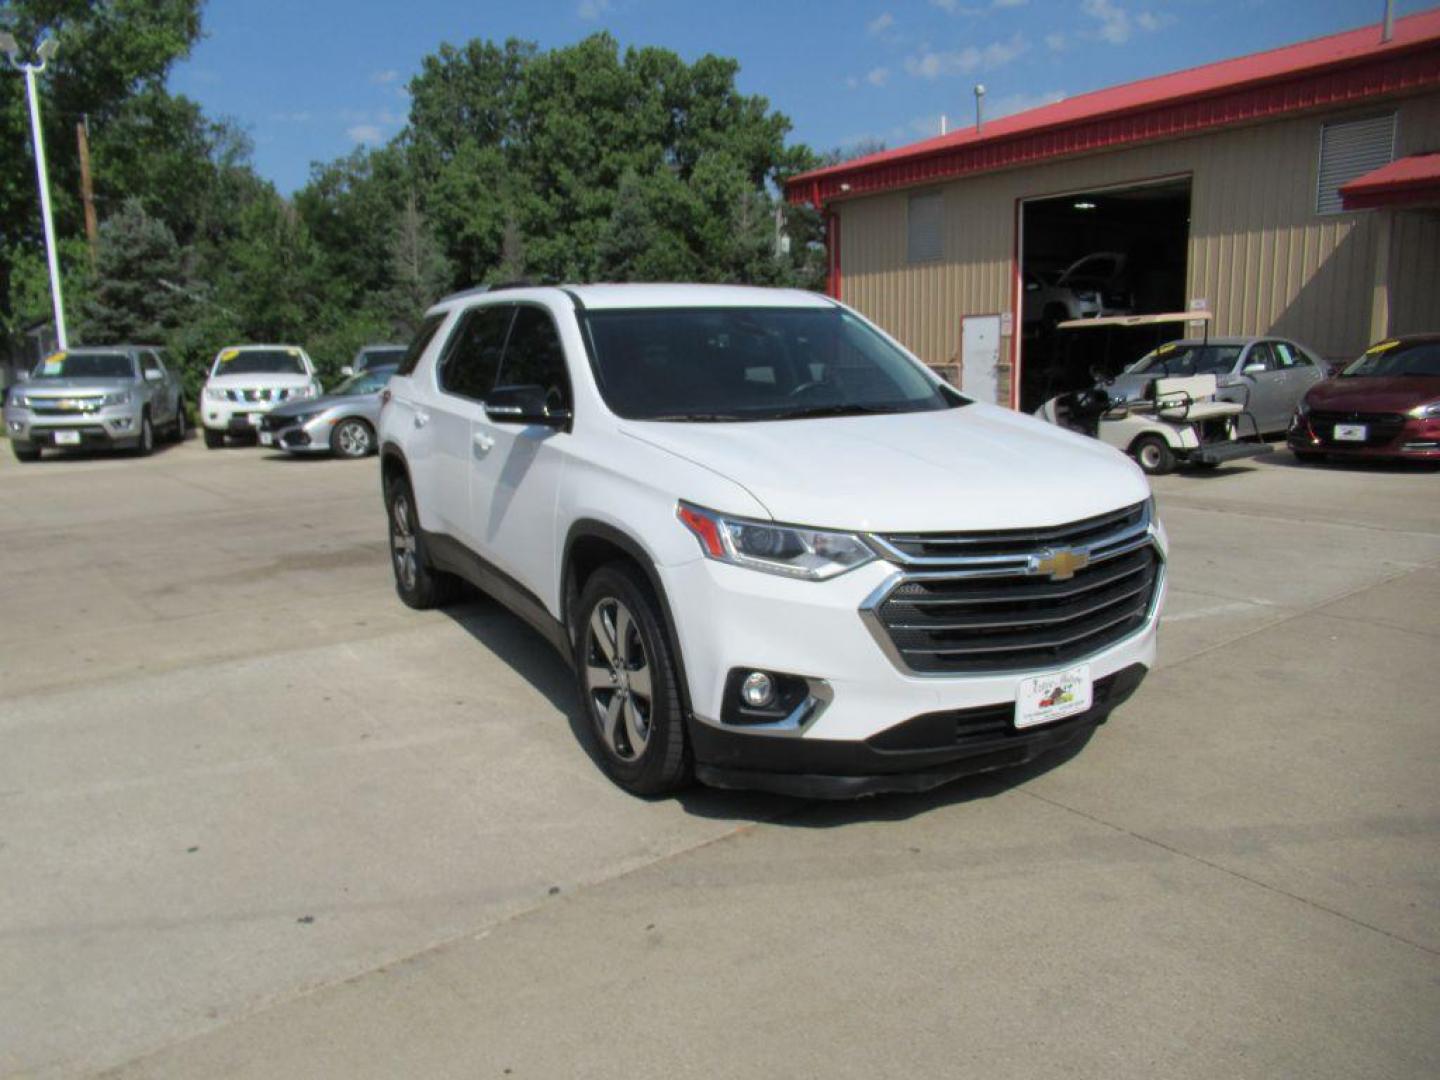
1, 439, 1436, 1078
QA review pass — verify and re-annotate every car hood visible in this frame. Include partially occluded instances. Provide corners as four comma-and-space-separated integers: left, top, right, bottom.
621, 403, 1150, 533
269, 391, 374, 418
16, 377, 137, 395
1305, 376, 1440, 413
205, 372, 313, 389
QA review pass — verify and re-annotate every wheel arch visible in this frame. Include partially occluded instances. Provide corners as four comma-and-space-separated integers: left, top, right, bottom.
380, 442, 410, 498
562, 519, 695, 720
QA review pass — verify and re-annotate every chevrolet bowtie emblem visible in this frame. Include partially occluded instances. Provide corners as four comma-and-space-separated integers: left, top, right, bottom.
1033, 547, 1089, 581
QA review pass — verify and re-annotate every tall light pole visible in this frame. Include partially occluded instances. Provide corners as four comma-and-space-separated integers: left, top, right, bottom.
1, 32, 68, 350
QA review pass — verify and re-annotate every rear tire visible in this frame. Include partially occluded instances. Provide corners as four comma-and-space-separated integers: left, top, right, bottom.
572, 562, 691, 796
11, 442, 41, 463
1132, 434, 1176, 476
384, 474, 458, 610
204, 428, 225, 449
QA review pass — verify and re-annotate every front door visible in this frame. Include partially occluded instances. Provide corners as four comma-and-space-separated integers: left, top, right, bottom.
469, 303, 574, 610
1240, 341, 1288, 433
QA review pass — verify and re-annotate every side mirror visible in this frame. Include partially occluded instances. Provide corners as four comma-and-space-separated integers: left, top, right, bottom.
340, 365, 354, 377
144, 368, 163, 382
485, 384, 571, 427
1242, 363, 1266, 376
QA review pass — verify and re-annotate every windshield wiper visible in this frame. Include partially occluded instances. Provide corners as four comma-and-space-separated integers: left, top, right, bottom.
645, 412, 755, 422
763, 403, 910, 421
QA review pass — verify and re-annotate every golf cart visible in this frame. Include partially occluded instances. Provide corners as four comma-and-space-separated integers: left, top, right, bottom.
1035, 312, 1265, 475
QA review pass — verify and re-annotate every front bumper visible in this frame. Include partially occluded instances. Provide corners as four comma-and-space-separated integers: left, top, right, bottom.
1288, 414, 1440, 460
260, 412, 334, 453
659, 524, 1166, 797
4, 405, 145, 449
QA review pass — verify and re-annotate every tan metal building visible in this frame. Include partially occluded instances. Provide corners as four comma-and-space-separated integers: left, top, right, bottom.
787, 11, 1440, 410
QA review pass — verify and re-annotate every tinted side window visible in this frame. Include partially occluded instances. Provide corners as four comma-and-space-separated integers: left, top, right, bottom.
438, 305, 512, 400
1246, 343, 1278, 372
497, 306, 571, 411
396, 312, 449, 377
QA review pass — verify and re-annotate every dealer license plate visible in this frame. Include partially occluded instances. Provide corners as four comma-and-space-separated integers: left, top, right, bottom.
248, 413, 263, 426
1016, 665, 1093, 730
259, 431, 274, 446
54, 430, 81, 446
1334, 423, 1367, 442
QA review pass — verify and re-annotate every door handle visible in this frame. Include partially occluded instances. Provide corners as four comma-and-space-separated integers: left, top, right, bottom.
473, 431, 495, 453
414, 409, 430, 428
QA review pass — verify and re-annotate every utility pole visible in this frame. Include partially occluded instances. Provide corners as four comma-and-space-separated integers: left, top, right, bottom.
77, 116, 99, 269
1, 32, 68, 349
1381, 0, 1395, 42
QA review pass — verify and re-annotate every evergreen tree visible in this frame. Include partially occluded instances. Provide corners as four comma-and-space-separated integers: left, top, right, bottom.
81, 199, 189, 344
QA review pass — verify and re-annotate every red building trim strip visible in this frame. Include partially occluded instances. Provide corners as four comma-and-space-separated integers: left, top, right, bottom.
1341, 153, 1440, 209
786, 17, 1440, 209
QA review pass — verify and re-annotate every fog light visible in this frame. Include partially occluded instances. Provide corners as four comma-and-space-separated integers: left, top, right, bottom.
111, 417, 132, 430
740, 671, 775, 708
7, 421, 22, 433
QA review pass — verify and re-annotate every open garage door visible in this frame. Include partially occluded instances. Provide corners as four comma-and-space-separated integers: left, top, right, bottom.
1018, 177, 1191, 412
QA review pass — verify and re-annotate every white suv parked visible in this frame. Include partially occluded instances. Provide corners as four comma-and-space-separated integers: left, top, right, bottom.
380, 284, 1167, 798
201, 345, 322, 448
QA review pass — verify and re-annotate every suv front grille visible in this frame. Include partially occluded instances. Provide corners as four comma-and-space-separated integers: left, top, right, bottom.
864, 503, 1162, 675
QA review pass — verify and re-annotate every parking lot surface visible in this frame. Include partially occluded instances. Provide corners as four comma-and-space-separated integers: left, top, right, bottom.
1, 439, 1437, 1079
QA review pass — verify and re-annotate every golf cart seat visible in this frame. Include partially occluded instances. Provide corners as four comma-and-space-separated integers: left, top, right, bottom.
1149, 374, 1244, 422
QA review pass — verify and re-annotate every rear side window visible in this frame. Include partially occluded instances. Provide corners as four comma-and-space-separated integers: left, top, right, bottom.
395, 313, 449, 377
438, 305, 513, 400
497, 306, 571, 411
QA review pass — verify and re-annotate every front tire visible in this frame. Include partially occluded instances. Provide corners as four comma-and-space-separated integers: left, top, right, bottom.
170, 400, 188, 443
1132, 434, 1176, 476
331, 418, 374, 459
204, 428, 225, 449
1293, 450, 1324, 465
573, 563, 690, 796
133, 413, 155, 457
384, 474, 458, 610
11, 442, 41, 463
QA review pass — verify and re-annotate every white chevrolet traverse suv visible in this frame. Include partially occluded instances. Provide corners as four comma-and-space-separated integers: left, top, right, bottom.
379, 284, 1167, 798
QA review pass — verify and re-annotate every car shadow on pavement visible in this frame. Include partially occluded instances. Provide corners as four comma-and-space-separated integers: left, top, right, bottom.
442, 590, 1097, 826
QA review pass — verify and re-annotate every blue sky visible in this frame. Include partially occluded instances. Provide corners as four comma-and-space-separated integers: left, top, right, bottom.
170, 1, 1433, 193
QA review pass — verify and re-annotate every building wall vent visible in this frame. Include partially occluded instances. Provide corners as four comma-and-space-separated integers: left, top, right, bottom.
907, 191, 944, 263
1317, 113, 1395, 214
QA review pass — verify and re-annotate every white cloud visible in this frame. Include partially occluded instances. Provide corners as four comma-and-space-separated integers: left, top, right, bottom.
578, 0, 612, 20
867, 12, 895, 35
988, 89, 1067, 119
1080, 0, 1169, 46
347, 124, 383, 144
866, 66, 891, 87
369, 69, 399, 85
903, 33, 1028, 79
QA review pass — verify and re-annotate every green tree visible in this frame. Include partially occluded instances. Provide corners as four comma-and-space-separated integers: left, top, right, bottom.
384, 191, 452, 335
81, 198, 189, 343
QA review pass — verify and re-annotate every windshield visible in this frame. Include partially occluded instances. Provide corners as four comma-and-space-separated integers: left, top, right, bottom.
332, 367, 396, 395
212, 348, 306, 377
1128, 344, 1241, 377
583, 307, 964, 422
357, 347, 406, 370
31, 351, 134, 380
1341, 340, 1440, 378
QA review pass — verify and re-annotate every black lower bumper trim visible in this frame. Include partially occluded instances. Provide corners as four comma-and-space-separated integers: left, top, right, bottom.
690, 663, 1148, 798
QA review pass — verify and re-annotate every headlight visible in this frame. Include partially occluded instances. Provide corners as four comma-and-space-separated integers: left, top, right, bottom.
101, 390, 133, 406
1410, 401, 1440, 419
290, 384, 319, 400
203, 386, 228, 402
676, 502, 875, 581
287, 411, 323, 426
7, 392, 28, 408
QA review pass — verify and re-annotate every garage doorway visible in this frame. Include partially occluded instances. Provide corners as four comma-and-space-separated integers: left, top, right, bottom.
1017, 177, 1192, 412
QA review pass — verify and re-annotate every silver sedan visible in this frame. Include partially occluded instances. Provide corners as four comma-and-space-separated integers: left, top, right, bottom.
259, 366, 395, 458
1108, 336, 1329, 436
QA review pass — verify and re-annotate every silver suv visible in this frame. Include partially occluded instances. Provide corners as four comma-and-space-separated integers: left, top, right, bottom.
4, 346, 187, 462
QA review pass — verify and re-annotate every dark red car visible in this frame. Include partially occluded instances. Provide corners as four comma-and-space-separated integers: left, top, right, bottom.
1288, 334, 1440, 463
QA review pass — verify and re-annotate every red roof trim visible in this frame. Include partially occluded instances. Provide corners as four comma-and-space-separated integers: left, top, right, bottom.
787, 11, 1440, 206
1340, 153, 1440, 209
